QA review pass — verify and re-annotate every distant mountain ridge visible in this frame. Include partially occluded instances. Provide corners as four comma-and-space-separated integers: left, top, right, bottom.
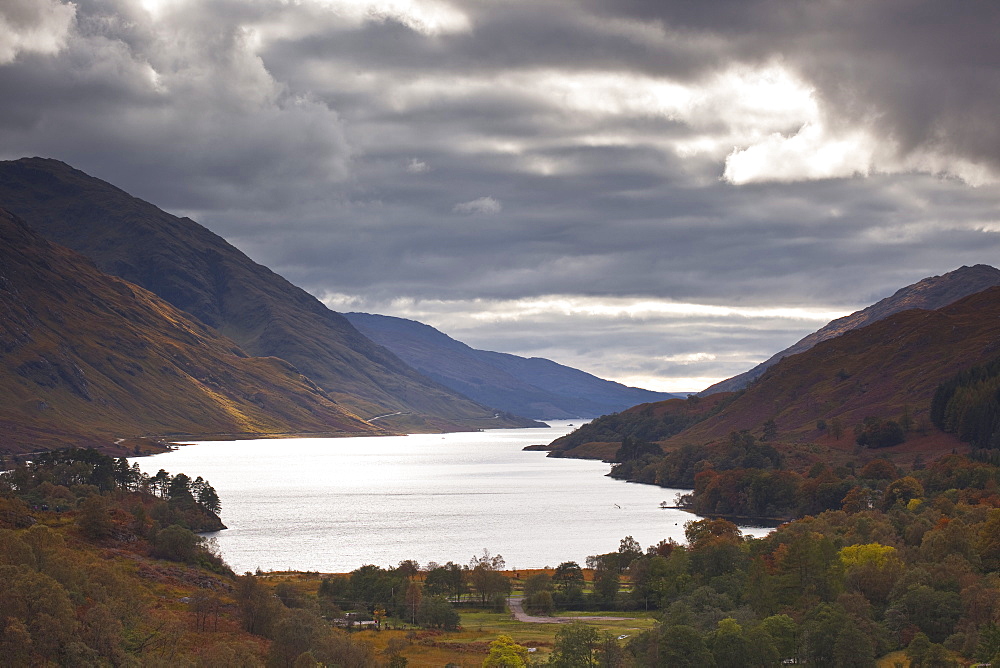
0, 208, 383, 455
344, 312, 677, 419
0, 157, 542, 433
700, 264, 1000, 396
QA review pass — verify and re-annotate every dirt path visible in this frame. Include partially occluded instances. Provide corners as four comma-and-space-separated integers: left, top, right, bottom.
507, 596, 638, 624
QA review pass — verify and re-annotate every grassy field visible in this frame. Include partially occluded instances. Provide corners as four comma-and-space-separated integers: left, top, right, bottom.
355, 608, 657, 667
258, 570, 655, 666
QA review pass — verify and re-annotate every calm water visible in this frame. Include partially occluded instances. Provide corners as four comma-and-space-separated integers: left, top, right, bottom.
131, 421, 770, 573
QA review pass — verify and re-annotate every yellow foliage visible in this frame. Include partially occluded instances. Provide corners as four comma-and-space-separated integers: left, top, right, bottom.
483, 634, 529, 668
839, 543, 897, 568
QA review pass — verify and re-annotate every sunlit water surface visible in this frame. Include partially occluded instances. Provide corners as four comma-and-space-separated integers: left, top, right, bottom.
132, 421, 771, 573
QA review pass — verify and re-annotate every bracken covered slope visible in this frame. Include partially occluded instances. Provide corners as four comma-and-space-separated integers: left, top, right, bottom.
0, 158, 540, 432
549, 285, 1000, 464
701, 264, 1000, 396
0, 208, 383, 455
676, 286, 1000, 446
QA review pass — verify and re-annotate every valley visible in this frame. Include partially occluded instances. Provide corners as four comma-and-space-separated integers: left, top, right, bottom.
3, 160, 1000, 666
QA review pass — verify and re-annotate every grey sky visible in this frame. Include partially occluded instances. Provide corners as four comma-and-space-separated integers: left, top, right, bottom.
3, 0, 1000, 391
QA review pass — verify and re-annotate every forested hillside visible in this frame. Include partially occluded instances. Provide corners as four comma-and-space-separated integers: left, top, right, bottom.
0, 448, 384, 666
616, 456, 1000, 667
5, 444, 1000, 666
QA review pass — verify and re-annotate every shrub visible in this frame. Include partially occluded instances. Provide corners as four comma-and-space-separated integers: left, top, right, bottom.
152, 524, 199, 562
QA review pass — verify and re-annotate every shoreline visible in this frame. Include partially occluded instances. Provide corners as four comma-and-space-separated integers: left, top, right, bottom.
129, 421, 768, 574
129, 420, 560, 458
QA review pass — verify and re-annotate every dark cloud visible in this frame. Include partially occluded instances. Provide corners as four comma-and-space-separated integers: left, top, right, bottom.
584, 0, 1000, 175
2, 0, 1000, 390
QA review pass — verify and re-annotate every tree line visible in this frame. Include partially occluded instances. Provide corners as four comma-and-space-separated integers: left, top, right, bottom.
932, 355, 1000, 450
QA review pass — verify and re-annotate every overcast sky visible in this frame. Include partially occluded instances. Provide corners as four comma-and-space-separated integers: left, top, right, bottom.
3, 0, 1000, 392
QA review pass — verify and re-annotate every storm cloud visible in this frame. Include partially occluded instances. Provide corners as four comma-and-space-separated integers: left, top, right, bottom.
2, 0, 999, 391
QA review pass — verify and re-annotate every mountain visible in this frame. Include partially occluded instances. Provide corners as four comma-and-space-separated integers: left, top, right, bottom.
700, 264, 1000, 396
0, 158, 541, 433
549, 283, 1000, 466
344, 312, 677, 419
0, 208, 383, 456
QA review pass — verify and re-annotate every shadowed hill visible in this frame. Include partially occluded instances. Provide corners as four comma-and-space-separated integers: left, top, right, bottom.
345, 312, 677, 419
0, 157, 541, 432
701, 264, 1000, 396
0, 209, 384, 455
676, 286, 1000, 445
549, 284, 1000, 465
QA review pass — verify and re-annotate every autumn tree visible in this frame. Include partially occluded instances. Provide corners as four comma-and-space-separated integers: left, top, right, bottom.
881, 476, 924, 509
482, 635, 528, 667
237, 575, 283, 637
758, 614, 798, 659
468, 550, 510, 606
523, 572, 555, 615
152, 524, 200, 562
404, 581, 422, 624
417, 595, 459, 630
617, 535, 643, 571
78, 494, 114, 540
549, 623, 599, 667
831, 618, 875, 668
424, 561, 465, 601
649, 624, 715, 667
553, 561, 584, 592
708, 617, 750, 668
592, 556, 620, 605
839, 543, 904, 605
856, 417, 905, 449
268, 608, 322, 667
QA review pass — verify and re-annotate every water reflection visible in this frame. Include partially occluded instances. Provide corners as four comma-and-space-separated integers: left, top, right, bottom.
132, 421, 771, 573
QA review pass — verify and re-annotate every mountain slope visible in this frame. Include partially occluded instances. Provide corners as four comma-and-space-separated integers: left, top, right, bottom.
344, 312, 676, 419
0, 157, 540, 432
701, 264, 1000, 395
0, 208, 383, 456
676, 287, 1000, 446
550, 283, 1000, 463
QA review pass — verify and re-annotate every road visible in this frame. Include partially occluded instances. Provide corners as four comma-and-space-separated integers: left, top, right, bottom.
367, 411, 410, 421
507, 597, 638, 624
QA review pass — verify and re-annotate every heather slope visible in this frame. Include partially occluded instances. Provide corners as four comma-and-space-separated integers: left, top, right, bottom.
0, 209, 382, 455
345, 312, 676, 419
701, 264, 1000, 395
677, 287, 1000, 445
0, 157, 539, 432
550, 285, 1000, 466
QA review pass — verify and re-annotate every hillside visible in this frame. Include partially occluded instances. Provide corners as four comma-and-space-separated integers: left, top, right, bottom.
0, 449, 385, 666
0, 209, 383, 455
677, 286, 1000, 446
701, 264, 1000, 395
549, 284, 1000, 467
345, 312, 676, 419
0, 158, 541, 433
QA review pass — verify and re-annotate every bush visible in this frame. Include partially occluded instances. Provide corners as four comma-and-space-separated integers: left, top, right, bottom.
417, 596, 459, 630
856, 418, 905, 449
77, 495, 113, 540
152, 524, 199, 562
